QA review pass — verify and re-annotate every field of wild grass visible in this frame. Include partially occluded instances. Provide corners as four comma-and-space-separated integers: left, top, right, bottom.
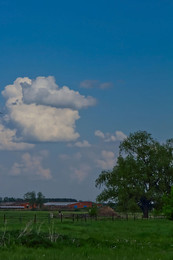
0, 211, 172, 259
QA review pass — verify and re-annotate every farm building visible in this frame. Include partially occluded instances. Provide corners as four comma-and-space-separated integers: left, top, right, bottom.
68, 201, 93, 209
0, 201, 101, 210
43, 201, 94, 210
0, 202, 30, 209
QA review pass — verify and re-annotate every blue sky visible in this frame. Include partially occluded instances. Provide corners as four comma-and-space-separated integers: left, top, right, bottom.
0, 0, 173, 200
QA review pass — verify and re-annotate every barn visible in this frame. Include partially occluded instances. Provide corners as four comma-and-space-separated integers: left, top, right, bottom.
43, 201, 94, 210
68, 201, 93, 209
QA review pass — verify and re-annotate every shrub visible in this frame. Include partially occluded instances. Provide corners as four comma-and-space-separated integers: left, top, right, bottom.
162, 187, 173, 220
88, 206, 98, 217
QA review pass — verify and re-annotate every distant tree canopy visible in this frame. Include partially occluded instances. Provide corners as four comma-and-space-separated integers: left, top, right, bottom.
44, 198, 77, 203
23, 192, 77, 209
24, 191, 45, 209
96, 131, 173, 218
2, 197, 24, 202
0, 196, 77, 204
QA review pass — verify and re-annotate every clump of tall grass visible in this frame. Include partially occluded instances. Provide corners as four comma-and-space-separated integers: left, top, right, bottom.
17, 220, 33, 239
0, 220, 116, 249
0, 221, 53, 248
0, 221, 79, 248
0, 221, 9, 247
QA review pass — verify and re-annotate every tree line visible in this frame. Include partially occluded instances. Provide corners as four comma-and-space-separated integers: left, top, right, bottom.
0, 195, 77, 204
23, 192, 78, 209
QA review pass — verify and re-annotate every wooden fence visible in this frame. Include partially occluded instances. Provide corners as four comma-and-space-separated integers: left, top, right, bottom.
0, 212, 166, 225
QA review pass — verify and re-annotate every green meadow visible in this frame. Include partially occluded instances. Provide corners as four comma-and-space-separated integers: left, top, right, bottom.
0, 211, 172, 260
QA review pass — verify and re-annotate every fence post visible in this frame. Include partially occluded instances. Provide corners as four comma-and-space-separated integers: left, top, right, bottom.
34, 214, 37, 223
84, 214, 87, 222
3, 214, 6, 224
77, 214, 78, 222
72, 214, 75, 222
112, 214, 114, 221
61, 214, 63, 223
19, 215, 22, 223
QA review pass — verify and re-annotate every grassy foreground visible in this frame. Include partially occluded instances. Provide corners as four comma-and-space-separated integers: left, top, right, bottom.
0, 211, 172, 259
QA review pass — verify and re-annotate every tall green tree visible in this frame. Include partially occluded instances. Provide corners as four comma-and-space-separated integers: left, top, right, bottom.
24, 191, 45, 209
96, 131, 173, 218
24, 191, 36, 209
36, 192, 45, 209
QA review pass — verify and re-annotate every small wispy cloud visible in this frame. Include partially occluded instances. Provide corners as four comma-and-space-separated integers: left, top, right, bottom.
80, 80, 112, 90
94, 130, 127, 142
94, 130, 105, 139
74, 140, 91, 148
59, 152, 82, 160
99, 82, 113, 89
80, 80, 99, 89
10, 152, 52, 180
67, 140, 91, 148
96, 150, 115, 170
70, 164, 91, 182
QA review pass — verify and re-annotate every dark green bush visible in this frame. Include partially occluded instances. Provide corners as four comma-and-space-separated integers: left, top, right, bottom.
88, 206, 98, 217
19, 232, 53, 248
162, 187, 173, 220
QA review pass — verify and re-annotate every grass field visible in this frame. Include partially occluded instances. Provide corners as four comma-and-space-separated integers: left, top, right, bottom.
0, 211, 172, 260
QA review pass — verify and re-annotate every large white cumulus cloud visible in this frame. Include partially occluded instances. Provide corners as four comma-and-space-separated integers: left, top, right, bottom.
8, 103, 80, 142
20, 76, 96, 109
0, 124, 34, 150
1, 76, 96, 143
